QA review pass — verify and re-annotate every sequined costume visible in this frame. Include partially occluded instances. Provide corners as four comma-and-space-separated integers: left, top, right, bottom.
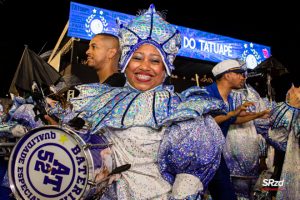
222, 85, 270, 199
51, 4, 225, 199
268, 98, 300, 199
49, 82, 226, 199
252, 85, 300, 199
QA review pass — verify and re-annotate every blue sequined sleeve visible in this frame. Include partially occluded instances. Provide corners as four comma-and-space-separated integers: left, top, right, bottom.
158, 115, 225, 191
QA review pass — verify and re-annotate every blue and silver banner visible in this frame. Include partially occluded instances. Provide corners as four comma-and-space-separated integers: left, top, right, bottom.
68, 2, 271, 69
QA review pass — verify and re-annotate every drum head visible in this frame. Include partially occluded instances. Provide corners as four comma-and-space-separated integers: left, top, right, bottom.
8, 126, 94, 200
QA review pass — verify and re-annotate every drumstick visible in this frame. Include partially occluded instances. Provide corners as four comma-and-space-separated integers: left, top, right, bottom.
89, 164, 131, 187
108, 164, 131, 176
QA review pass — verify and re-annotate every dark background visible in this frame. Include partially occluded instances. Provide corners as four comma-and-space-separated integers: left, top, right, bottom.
0, 0, 299, 99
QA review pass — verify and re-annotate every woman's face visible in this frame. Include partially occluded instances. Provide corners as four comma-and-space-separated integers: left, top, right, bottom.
125, 44, 166, 91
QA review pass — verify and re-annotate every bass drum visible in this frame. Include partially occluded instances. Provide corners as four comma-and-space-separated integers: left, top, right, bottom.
8, 125, 95, 200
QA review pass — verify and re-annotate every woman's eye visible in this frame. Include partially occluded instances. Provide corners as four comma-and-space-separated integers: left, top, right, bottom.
132, 56, 142, 60
151, 59, 161, 64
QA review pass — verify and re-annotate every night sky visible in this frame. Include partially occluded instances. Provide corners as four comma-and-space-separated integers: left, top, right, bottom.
0, 0, 299, 97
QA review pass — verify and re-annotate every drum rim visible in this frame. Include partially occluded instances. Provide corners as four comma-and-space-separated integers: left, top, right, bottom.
8, 125, 94, 199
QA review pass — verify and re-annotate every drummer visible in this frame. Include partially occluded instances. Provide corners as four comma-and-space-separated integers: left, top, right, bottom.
48, 4, 226, 199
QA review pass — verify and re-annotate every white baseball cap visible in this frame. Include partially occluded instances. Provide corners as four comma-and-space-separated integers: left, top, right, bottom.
212, 59, 247, 77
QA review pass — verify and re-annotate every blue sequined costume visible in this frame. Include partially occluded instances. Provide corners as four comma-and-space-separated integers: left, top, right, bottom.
40, 3, 226, 199
49, 83, 226, 199
269, 102, 300, 200
223, 85, 271, 199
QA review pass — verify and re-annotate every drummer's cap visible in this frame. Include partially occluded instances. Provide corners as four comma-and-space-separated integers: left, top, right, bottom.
212, 59, 247, 79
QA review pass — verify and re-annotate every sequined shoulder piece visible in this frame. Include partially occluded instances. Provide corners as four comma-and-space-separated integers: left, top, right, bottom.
271, 102, 300, 137
71, 85, 225, 133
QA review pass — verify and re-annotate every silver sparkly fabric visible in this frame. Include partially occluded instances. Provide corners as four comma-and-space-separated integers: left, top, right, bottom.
60, 83, 224, 133
223, 85, 269, 198
275, 128, 300, 200
270, 102, 300, 136
49, 83, 226, 199
158, 115, 225, 190
6, 96, 43, 129
268, 101, 300, 199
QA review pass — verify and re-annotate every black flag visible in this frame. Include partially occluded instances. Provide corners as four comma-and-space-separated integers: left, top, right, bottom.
9, 45, 62, 96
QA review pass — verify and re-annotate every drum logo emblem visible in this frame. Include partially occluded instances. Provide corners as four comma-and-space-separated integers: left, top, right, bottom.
10, 128, 89, 199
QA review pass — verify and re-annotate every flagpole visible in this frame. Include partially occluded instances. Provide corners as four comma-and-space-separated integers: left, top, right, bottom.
47, 20, 69, 65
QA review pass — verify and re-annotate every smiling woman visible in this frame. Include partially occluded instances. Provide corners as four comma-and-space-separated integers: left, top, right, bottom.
125, 44, 167, 91
45, 4, 227, 200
